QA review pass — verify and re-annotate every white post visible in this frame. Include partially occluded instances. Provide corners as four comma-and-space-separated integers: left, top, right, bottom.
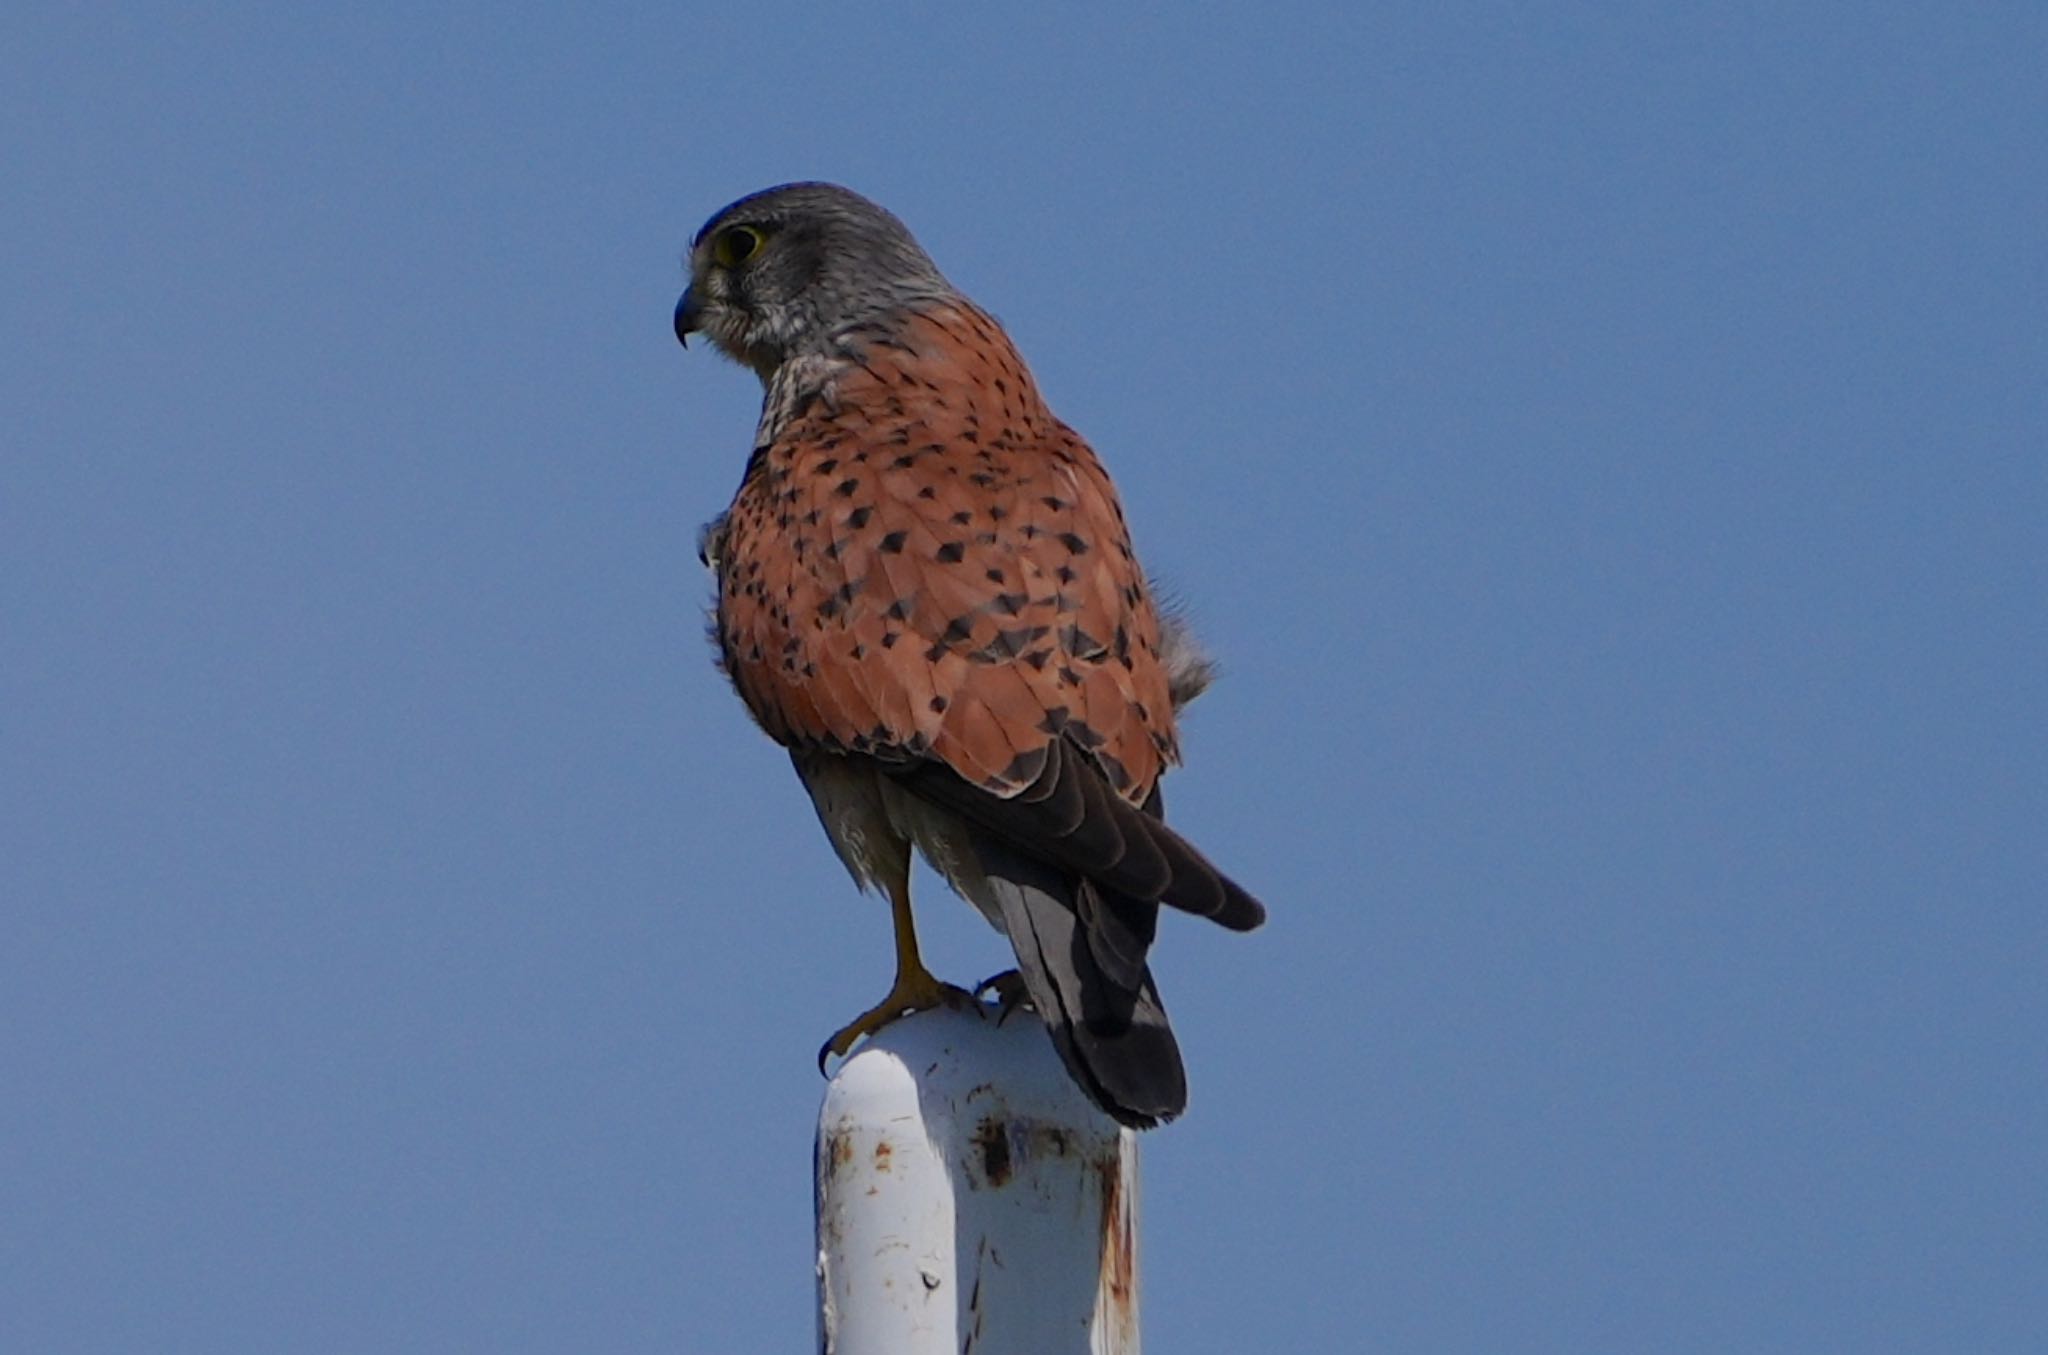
815, 1003, 1140, 1355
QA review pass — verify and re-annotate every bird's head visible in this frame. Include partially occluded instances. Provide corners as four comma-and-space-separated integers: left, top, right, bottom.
674, 182, 958, 382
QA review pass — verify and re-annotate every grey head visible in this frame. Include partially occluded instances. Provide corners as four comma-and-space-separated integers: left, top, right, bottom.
673, 182, 959, 381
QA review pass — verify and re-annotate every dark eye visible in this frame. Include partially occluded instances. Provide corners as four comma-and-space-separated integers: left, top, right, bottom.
713, 225, 765, 268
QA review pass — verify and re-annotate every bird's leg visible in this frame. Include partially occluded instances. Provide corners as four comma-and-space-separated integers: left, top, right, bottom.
817, 872, 974, 1071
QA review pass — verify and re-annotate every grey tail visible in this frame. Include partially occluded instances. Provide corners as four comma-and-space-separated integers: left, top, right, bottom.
972, 833, 1187, 1129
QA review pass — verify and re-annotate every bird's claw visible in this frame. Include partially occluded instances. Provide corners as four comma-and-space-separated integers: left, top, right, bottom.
974, 969, 1036, 1025
816, 970, 978, 1075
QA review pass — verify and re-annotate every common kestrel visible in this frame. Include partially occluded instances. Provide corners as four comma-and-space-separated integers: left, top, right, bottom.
675, 183, 1264, 1127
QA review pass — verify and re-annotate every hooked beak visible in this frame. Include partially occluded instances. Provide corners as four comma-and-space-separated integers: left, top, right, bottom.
673, 287, 700, 348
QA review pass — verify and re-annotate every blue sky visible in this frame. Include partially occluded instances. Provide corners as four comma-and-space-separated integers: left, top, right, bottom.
3, 3, 2043, 1350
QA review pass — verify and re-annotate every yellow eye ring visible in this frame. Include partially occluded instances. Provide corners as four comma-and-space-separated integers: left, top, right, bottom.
713, 225, 765, 268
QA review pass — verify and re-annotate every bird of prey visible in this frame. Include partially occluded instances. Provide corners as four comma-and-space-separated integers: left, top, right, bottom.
675, 183, 1265, 1127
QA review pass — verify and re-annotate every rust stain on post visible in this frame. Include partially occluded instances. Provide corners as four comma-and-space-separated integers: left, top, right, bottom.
966, 1113, 1089, 1191
971, 1116, 1013, 1188
1097, 1155, 1135, 1318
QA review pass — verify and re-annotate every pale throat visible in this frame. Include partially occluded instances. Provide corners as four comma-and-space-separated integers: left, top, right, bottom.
753, 351, 850, 445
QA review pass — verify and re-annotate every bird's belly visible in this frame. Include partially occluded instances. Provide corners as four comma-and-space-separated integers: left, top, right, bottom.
795, 751, 1006, 933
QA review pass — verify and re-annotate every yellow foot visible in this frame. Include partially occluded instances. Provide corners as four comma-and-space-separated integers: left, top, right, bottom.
817, 967, 977, 1072
974, 969, 1036, 1024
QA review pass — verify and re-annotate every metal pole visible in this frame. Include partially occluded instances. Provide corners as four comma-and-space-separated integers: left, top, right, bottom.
815, 1003, 1140, 1354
